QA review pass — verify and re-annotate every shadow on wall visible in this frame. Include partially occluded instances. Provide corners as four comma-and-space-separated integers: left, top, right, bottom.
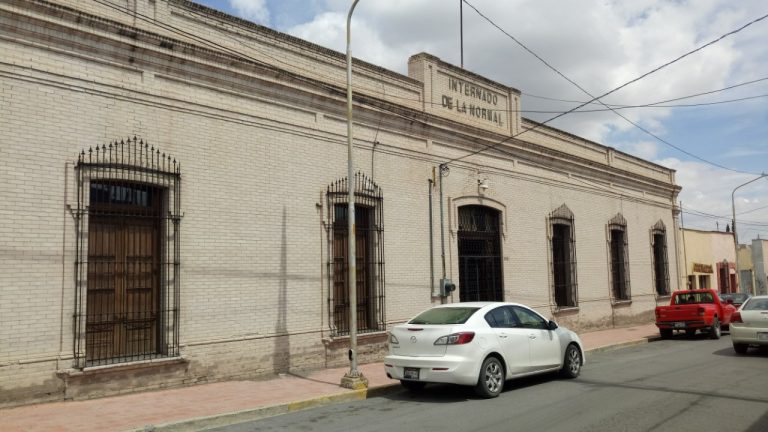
273, 206, 290, 373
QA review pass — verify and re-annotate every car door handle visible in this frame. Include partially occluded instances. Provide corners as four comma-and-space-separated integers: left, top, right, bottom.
499, 334, 508, 338
528, 334, 537, 339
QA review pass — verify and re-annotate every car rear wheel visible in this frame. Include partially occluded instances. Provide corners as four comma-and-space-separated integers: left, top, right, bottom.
733, 343, 748, 354
709, 317, 721, 340
559, 344, 582, 379
685, 329, 696, 337
474, 356, 504, 398
400, 380, 427, 392
660, 328, 672, 339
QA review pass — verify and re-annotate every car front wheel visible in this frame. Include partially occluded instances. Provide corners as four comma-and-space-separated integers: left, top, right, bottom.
559, 344, 582, 379
474, 356, 504, 398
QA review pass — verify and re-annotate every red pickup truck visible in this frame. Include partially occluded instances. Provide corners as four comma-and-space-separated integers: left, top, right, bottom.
655, 289, 736, 339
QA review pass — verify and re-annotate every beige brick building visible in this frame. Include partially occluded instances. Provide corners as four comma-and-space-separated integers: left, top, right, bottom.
0, 0, 682, 406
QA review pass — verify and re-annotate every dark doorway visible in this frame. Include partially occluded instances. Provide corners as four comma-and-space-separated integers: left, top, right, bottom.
457, 205, 503, 301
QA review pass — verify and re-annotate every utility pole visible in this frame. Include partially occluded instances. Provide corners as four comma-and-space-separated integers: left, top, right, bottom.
340, 0, 368, 390
459, 0, 464, 68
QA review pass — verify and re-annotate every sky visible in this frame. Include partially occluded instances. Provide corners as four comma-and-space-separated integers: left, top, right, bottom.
194, 0, 768, 243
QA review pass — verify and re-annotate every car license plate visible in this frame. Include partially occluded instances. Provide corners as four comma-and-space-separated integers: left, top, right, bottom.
404, 367, 419, 380
758, 333, 768, 341
673, 322, 685, 328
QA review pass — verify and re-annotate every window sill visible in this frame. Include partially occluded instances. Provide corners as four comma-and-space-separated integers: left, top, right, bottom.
553, 306, 579, 315
58, 356, 187, 377
323, 331, 388, 347
611, 299, 632, 307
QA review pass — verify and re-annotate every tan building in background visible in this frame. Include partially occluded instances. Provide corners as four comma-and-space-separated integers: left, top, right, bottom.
679, 229, 737, 292
1, 0, 681, 406
752, 239, 768, 295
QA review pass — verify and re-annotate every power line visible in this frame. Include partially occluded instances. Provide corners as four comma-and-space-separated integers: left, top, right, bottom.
459, 0, 767, 174
521, 93, 768, 113
523, 76, 768, 106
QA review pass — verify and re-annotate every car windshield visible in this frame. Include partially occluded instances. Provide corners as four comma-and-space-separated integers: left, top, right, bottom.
742, 298, 768, 311
408, 307, 480, 325
732, 293, 749, 302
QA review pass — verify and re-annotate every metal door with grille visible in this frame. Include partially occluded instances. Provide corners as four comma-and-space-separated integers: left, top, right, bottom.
74, 137, 181, 367
458, 205, 503, 302
86, 182, 162, 361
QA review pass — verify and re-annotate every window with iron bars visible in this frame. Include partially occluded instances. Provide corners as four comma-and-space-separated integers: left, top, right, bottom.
651, 220, 670, 296
549, 204, 578, 308
608, 214, 631, 302
74, 137, 181, 368
326, 172, 385, 337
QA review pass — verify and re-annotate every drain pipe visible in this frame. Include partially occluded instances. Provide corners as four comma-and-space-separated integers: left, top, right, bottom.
429, 178, 435, 297
439, 163, 448, 304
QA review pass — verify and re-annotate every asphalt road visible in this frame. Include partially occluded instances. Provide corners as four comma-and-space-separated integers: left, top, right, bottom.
209, 335, 768, 432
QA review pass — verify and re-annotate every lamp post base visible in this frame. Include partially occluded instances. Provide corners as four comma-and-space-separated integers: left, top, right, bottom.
340, 372, 369, 390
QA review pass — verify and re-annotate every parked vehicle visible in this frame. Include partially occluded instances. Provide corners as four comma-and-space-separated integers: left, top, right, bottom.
383, 302, 584, 398
655, 289, 736, 339
719, 292, 751, 308
731, 295, 768, 354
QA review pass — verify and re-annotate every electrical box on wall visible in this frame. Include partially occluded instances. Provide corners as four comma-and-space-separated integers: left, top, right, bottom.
439, 278, 456, 297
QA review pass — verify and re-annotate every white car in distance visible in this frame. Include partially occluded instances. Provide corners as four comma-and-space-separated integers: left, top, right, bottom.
384, 302, 585, 398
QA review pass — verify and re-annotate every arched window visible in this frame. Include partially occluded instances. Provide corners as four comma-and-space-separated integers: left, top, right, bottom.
74, 137, 181, 367
651, 220, 670, 296
326, 172, 385, 336
549, 204, 578, 308
608, 213, 631, 301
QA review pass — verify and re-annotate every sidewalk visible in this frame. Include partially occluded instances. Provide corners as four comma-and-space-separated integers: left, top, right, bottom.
1, 323, 660, 432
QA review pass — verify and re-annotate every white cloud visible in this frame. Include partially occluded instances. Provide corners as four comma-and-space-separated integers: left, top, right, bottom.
657, 157, 768, 241
218, 0, 768, 241
229, 0, 270, 25
620, 141, 659, 160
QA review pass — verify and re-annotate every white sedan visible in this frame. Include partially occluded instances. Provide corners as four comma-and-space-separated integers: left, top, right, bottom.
731, 295, 768, 354
383, 302, 585, 398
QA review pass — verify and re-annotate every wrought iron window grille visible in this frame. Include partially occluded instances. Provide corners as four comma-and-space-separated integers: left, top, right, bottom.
549, 204, 578, 309
651, 220, 670, 296
608, 213, 631, 302
325, 172, 385, 337
73, 137, 181, 368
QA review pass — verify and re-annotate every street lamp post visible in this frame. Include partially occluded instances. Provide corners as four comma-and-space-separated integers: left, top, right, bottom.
731, 173, 767, 294
340, 0, 368, 390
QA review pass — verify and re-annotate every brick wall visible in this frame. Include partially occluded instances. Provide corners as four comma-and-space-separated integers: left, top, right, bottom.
0, 0, 679, 406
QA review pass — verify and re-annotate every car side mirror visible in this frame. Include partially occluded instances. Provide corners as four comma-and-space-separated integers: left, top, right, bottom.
548, 320, 558, 331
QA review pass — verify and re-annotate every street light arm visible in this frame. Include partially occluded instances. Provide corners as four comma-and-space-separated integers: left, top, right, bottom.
732, 173, 768, 240
731, 172, 767, 294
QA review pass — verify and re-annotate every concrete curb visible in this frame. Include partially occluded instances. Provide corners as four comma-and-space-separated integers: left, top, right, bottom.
138, 335, 661, 431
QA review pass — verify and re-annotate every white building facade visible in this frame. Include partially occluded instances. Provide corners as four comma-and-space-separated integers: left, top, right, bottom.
0, 0, 681, 406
